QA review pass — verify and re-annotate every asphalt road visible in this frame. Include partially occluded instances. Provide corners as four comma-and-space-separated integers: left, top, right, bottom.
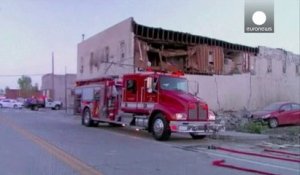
0, 108, 299, 175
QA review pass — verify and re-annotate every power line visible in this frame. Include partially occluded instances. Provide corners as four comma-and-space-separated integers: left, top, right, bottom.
0, 74, 44, 77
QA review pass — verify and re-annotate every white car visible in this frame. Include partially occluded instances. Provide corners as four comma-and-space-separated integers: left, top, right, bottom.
0, 99, 24, 109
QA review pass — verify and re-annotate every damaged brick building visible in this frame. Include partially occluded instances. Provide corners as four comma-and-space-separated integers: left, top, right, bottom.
133, 21, 257, 75
77, 18, 300, 110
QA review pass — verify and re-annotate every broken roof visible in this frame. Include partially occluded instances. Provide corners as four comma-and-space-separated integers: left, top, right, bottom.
132, 20, 258, 53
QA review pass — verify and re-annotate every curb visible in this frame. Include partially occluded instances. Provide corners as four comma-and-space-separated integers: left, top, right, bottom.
211, 131, 269, 141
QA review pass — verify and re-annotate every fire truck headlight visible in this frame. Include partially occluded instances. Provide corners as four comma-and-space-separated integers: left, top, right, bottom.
208, 110, 216, 121
175, 113, 187, 120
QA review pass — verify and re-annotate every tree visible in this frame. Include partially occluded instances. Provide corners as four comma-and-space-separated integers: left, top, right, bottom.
18, 75, 33, 91
5, 86, 10, 92
0, 89, 4, 95
18, 75, 34, 97
32, 83, 39, 91
4, 86, 10, 96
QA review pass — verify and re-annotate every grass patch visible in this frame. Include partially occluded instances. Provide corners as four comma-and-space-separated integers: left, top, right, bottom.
238, 121, 267, 134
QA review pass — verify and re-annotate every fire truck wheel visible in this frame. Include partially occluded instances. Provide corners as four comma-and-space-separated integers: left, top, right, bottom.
152, 114, 171, 141
82, 108, 92, 127
92, 121, 99, 126
33, 105, 39, 111
189, 133, 206, 139
109, 123, 122, 127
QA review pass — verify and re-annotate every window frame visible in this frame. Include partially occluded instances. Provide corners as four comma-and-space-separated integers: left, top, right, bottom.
291, 103, 300, 110
126, 80, 137, 94
280, 104, 292, 111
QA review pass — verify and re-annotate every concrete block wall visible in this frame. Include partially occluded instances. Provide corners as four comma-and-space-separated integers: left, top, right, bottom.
187, 47, 300, 111
187, 74, 251, 111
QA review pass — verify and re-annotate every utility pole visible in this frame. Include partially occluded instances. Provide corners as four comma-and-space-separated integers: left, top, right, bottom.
52, 52, 55, 100
82, 34, 85, 41
65, 66, 67, 114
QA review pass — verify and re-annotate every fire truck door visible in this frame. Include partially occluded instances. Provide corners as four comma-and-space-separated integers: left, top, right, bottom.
123, 79, 138, 109
141, 77, 158, 109
92, 87, 105, 119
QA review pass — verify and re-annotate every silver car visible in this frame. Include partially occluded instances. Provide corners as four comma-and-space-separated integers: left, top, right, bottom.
0, 99, 24, 109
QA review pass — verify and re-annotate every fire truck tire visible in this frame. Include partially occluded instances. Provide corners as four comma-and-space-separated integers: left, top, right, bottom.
82, 108, 93, 127
152, 114, 171, 141
189, 133, 206, 139
109, 123, 122, 127
92, 121, 99, 126
31, 105, 39, 111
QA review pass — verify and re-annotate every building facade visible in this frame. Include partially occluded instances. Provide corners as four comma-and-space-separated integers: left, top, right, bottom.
77, 18, 300, 111
187, 46, 300, 110
41, 74, 76, 107
5, 89, 42, 99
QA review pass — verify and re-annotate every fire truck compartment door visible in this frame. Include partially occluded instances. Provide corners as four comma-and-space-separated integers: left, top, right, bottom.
92, 87, 106, 119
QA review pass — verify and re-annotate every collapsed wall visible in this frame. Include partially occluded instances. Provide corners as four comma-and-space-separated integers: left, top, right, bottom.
133, 21, 257, 75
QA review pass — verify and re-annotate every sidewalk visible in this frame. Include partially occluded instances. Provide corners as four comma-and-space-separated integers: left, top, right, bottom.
212, 131, 269, 142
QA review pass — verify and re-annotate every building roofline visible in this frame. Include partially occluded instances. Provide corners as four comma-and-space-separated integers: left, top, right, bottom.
78, 17, 134, 46
132, 19, 258, 53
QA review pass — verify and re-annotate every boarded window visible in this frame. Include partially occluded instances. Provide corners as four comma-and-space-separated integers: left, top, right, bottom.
243, 53, 250, 72
296, 64, 300, 75
80, 57, 84, 74
105, 46, 109, 62
120, 40, 125, 59
89, 52, 94, 73
208, 51, 214, 64
267, 59, 272, 73
208, 51, 214, 73
282, 59, 287, 74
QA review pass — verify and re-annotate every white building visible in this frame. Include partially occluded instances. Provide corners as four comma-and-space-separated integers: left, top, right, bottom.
41, 74, 76, 107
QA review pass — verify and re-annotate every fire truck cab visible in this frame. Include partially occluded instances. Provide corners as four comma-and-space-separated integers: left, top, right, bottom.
75, 72, 223, 141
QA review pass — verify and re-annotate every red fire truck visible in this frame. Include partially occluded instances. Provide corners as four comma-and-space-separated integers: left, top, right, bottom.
74, 71, 223, 141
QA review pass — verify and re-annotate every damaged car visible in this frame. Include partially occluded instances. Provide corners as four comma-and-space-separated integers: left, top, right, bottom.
251, 102, 300, 128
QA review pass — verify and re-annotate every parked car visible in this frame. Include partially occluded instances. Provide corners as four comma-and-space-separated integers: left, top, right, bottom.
0, 99, 24, 109
24, 96, 62, 110
251, 102, 300, 128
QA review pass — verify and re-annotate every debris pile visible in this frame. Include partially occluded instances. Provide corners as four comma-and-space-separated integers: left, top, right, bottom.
215, 108, 251, 131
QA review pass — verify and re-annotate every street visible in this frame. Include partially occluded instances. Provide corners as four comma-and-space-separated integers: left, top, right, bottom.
0, 109, 299, 175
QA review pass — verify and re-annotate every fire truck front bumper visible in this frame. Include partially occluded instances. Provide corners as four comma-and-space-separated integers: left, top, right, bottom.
169, 121, 225, 134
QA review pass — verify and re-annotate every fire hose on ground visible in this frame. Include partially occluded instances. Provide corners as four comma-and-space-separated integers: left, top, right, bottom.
209, 145, 300, 175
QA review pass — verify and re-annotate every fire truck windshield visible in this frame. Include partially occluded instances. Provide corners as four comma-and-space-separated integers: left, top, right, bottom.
159, 76, 188, 92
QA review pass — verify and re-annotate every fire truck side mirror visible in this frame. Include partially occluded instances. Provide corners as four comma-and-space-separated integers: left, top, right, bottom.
145, 77, 154, 93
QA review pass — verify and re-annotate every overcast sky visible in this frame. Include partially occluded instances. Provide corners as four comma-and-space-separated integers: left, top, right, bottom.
0, 0, 299, 90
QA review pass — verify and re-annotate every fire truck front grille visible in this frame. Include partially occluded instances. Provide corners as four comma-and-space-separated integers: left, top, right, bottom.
188, 103, 208, 120
198, 106, 207, 120
188, 108, 198, 120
